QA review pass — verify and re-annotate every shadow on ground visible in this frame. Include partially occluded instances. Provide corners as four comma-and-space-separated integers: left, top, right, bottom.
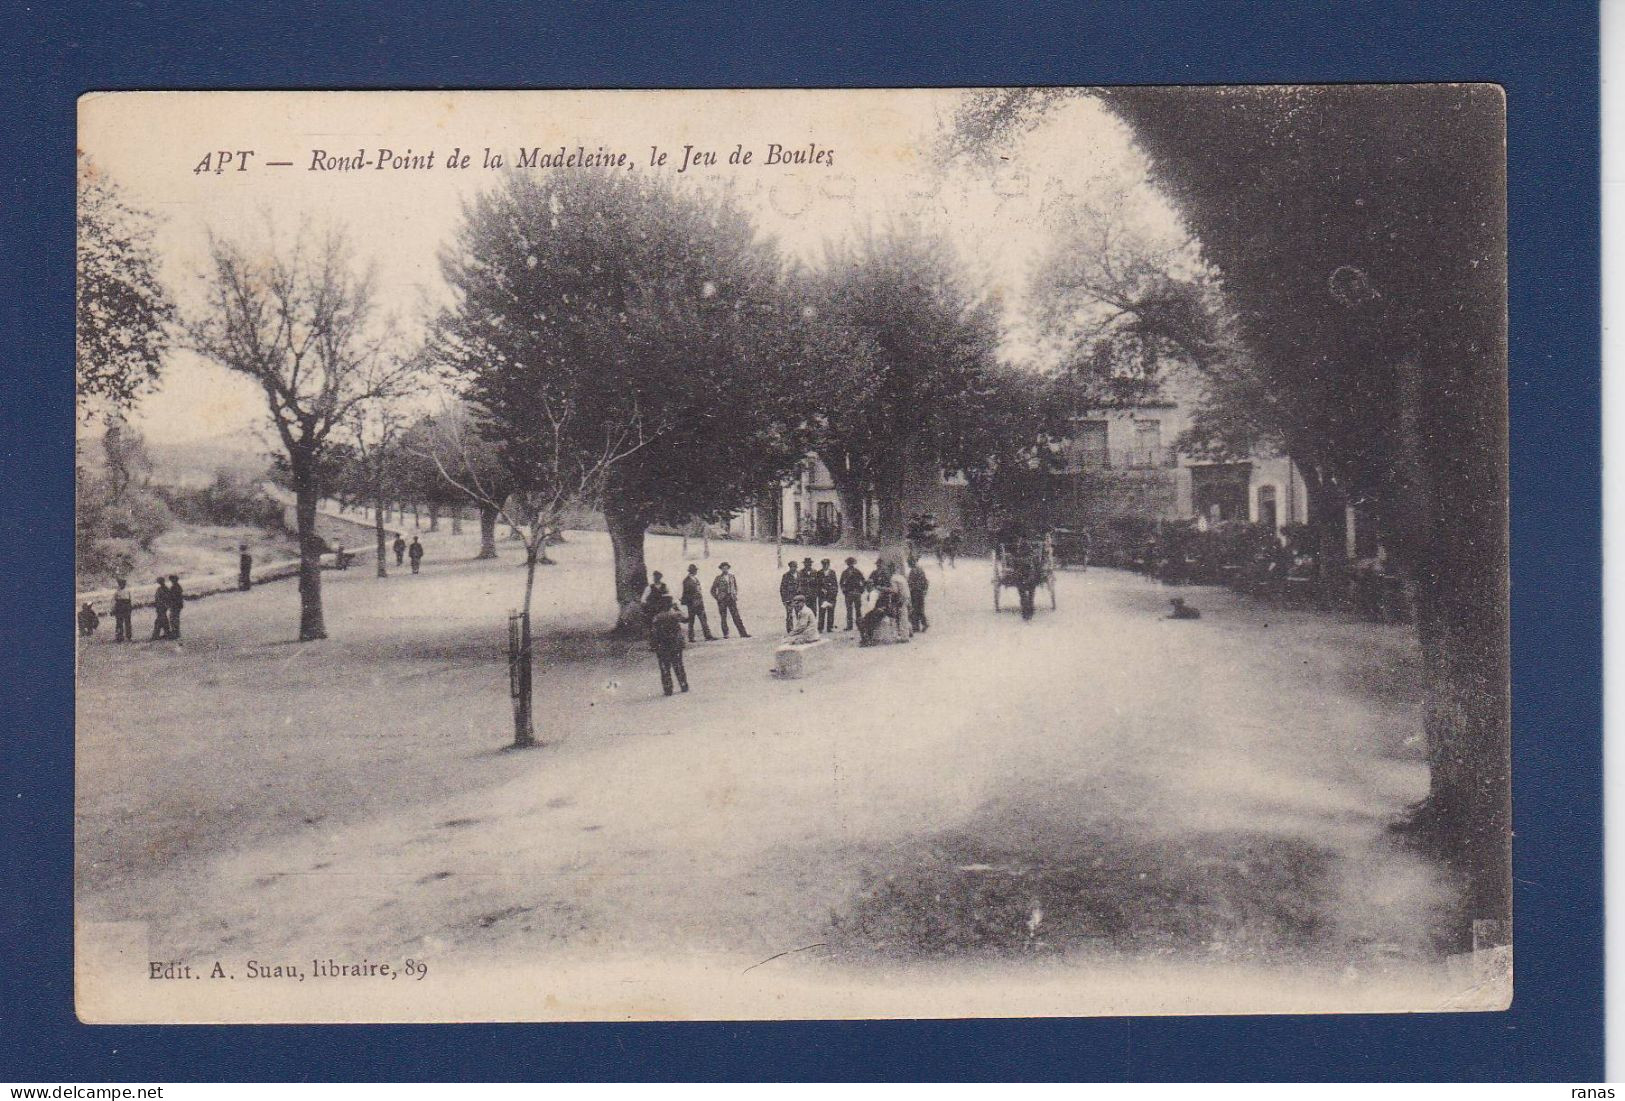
827, 822, 1337, 964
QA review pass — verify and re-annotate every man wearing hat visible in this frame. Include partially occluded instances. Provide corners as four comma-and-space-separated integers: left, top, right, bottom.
165, 574, 185, 639
710, 561, 749, 638
780, 562, 801, 632
798, 556, 820, 621
839, 556, 866, 630
681, 563, 717, 642
646, 593, 690, 696
816, 557, 839, 632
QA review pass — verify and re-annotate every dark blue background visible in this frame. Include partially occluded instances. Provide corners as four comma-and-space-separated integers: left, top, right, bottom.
0, 0, 1600, 1082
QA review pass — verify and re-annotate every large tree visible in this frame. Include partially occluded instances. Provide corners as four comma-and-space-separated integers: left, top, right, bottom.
77, 159, 175, 424
956, 86, 1511, 938
189, 225, 415, 640
436, 170, 809, 624
798, 228, 1005, 547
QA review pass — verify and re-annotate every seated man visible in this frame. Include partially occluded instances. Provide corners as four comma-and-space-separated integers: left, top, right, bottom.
783, 593, 820, 645
858, 566, 897, 646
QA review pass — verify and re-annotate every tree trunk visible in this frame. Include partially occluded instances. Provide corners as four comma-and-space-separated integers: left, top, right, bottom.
291, 455, 327, 641
476, 504, 500, 559
873, 460, 909, 553
604, 499, 650, 634
373, 480, 388, 578
428, 502, 440, 532
412, 502, 421, 529
1387, 354, 1510, 946
834, 483, 868, 549
451, 508, 462, 535
513, 541, 541, 747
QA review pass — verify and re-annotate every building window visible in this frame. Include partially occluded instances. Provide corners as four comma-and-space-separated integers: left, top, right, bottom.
1074, 420, 1108, 468
1132, 419, 1161, 466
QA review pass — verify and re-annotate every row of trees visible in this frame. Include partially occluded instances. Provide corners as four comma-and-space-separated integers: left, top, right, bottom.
171, 170, 1059, 644
948, 86, 1511, 940
77, 158, 1191, 645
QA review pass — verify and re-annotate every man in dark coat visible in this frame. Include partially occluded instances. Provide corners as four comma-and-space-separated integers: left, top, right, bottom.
407, 536, 424, 574
907, 557, 931, 632
165, 575, 185, 639
798, 556, 818, 612
149, 577, 170, 641
839, 556, 866, 630
647, 593, 690, 696
816, 558, 839, 632
238, 544, 253, 591
710, 562, 749, 638
681, 563, 717, 642
111, 578, 134, 642
780, 563, 801, 632
393, 534, 407, 567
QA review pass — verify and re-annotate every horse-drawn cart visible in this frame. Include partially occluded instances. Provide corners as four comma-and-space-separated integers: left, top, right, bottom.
993, 532, 1056, 619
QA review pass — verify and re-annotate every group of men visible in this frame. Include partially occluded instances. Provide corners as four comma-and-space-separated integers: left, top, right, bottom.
780, 554, 930, 646
391, 534, 426, 573
636, 561, 752, 696
79, 575, 185, 643
635, 552, 936, 697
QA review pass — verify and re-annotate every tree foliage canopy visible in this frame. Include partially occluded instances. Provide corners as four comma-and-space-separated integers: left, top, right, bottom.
77, 160, 175, 424
796, 227, 1021, 538
435, 170, 811, 530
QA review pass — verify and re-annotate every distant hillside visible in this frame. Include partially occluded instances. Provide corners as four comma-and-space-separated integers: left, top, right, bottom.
146, 435, 275, 487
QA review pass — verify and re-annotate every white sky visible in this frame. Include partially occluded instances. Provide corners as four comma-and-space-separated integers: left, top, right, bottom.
79, 89, 1183, 445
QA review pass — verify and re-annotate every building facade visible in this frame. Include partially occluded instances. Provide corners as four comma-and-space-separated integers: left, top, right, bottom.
730, 366, 1310, 551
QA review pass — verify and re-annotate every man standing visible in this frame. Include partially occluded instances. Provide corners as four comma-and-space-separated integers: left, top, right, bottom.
166, 574, 185, 639
647, 594, 690, 696
839, 556, 866, 631
111, 578, 134, 642
798, 556, 818, 618
238, 544, 253, 591
710, 562, 750, 638
149, 577, 170, 641
907, 556, 931, 633
408, 536, 424, 574
681, 564, 717, 642
780, 562, 801, 632
813, 558, 834, 632
393, 534, 407, 567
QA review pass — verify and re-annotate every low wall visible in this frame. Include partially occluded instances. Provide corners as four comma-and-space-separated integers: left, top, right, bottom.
77, 559, 302, 614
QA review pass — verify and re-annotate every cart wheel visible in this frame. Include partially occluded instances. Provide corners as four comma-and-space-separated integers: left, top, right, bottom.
1048, 575, 1057, 610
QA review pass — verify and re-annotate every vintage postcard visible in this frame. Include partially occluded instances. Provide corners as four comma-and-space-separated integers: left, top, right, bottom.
74, 87, 1509, 1023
